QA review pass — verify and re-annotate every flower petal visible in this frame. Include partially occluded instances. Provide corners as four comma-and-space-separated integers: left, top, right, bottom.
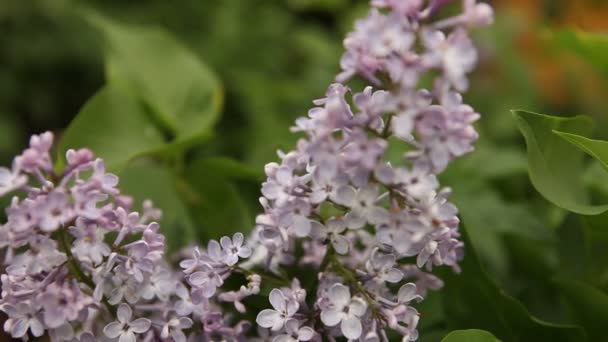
103, 322, 123, 339
256, 309, 281, 329
117, 304, 132, 323
341, 315, 363, 340
329, 283, 350, 309
129, 318, 151, 333
320, 308, 341, 327
269, 288, 286, 311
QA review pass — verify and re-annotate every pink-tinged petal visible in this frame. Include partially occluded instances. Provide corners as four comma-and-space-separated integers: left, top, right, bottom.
188, 271, 207, 286
220, 236, 232, 250
272, 335, 294, 342
291, 215, 311, 237
207, 240, 222, 260
386, 268, 404, 283
103, 322, 123, 339
329, 284, 350, 309
320, 308, 341, 327
332, 235, 349, 255
129, 318, 151, 333
327, 219, 346, 234
349, 297, 368, 317
358, 185, 378, 203
334, 186, 356, 206
256, 309, 281, 329
117, 304, 132, 323
269, 289, 286, 311
233, 232, 244, 246
261, 182, 280, 199
368, 206, 389, 225
417, 240, 438, 268
298, 327, 315, 341
178, 317, 193, 329
286, 299, 299, 317
238, 246, 252, 258
119, 330, 136, 342
10, 319, 28, 338
171, 329, 187, 342
341, 315, 362, 339
284, 319, 299, 335
345, 213, 365, 231
275, 167, 293, 184
398, 283, 422, 303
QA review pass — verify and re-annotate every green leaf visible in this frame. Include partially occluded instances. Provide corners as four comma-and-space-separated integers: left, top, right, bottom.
512, 110, 608, 215
441, 329, 502, 342
57, 84, 166, 172
555, 30, 608, 80
556, 131, 608, 171
440, 224, 585, 342
554, 279, 608, 341
183, 158, 255, 240
119, 164, 197, 253
86, 12, 223, 150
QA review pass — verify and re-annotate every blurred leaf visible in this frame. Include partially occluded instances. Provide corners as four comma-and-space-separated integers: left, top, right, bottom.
440, 224, 585, 341
442, 143, 546, 277
196, 157, 262, 181
512, 110, 608, 215
554, 279, 608, 341
183, 158, 255, 240
287, 0, 348, 12
450, 184, 547, 277
556, 131, 608, 171
445, 143, 527, 180
86, 12, 223, 151
556, 30, 608, 80
57, 84, 165, 171
119, 164, 197, 253
580, 213, 608, 290
441, 329, 502, 342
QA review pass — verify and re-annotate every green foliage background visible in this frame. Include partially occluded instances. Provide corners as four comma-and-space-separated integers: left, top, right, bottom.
2, 0, 608, 341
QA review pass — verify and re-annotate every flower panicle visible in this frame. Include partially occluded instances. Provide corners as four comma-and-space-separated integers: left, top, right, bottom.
250, 0, 492, 340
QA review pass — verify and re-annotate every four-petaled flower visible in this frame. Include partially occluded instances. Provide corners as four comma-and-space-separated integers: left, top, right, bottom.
103, 304, 151, 342
320, 284, 368, 340
256, 288, 300, 331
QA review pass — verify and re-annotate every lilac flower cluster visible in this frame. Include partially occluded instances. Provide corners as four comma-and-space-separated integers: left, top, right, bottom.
0, 133, 260, 341
248, 0, 493, 340
0, 0, 492, 341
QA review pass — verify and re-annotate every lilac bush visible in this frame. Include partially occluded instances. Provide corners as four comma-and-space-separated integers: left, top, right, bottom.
0, 0, 492, 340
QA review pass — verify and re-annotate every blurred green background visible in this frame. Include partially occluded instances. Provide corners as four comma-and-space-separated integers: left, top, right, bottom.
2, 0, 608, 341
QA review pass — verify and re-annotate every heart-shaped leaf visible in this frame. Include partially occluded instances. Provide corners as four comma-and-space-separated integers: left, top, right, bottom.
57, 84, 166, 172
86, 13, 223, 151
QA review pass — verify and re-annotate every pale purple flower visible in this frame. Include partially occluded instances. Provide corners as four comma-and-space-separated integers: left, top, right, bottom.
320, 284, 368, 340
36, 191, 74, 232
256, 288, 299, 331
421, 28, 477, 91
2, 303, 44, 338
103, 304, 151, 342
316, 218, 350, 255
273, 319, 315, 342
188, 263, 224, 300
161, 317, 193, 342
70, 220, 111, 265
0, 166, 27, 197
220, 232, 252, 266
342, 185, 389, 229
365, 249, 403, 286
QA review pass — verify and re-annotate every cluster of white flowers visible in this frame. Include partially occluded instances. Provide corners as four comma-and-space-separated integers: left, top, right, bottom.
0, 0, 492, 341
